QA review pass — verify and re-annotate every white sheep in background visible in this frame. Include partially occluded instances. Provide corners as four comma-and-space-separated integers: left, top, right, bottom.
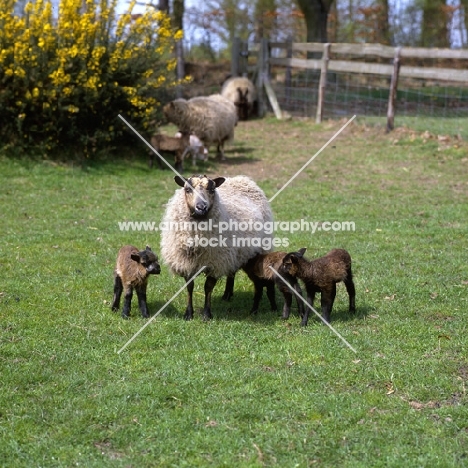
160, 174, 273, 320
163, 95, 238, 160
221, 76, 258, 120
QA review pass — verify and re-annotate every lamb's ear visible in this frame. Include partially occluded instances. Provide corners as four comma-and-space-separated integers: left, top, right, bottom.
145, 245, 152, 252
290, 254, 300, 263
130, 253, 141, 263
297, 248, 307, 257
174, 176, 186, 187
213, 177, 226, 188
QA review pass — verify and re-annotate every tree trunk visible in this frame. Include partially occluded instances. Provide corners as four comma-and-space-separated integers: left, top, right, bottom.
295, 0, 334, 43
376, 0, 390, 45
158, 0, 169, 13
420, 0, 449, 47
173, 0, 185, 92
460, 0, 468, 46
254, 0, 277, 41
173, 0, 184, 30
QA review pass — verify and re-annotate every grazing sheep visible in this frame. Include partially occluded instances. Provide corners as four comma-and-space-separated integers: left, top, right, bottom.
160, 174, 273, 321
279, 248, 356, 325
111, 245, 161, 319
221, 76, 258, 120
243, 248, 307, 317
149, 132, 207, 171
163, 95, 238, 160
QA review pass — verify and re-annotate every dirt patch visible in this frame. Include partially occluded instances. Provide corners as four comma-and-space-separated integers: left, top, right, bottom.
94, 441, 125, 460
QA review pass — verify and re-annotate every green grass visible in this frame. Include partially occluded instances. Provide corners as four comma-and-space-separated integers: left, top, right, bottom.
1, 117, 468, 467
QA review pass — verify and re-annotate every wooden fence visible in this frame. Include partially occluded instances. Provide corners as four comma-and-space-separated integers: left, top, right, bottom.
231, 39, 468, 130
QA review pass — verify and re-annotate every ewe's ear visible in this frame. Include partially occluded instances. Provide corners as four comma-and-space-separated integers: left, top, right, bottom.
213, 177, 226, 188
297, 248, 307, 257
175, 176, 186, 187
130, 253, 141, 263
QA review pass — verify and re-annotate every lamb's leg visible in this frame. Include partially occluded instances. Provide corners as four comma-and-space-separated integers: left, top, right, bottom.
174, 149, 184, 172
345, 269, 356, 314
250, 279, 266, 314
202, 276, 217, 320
281, 290, 293, 320
122, 286, 133, 319
222, 274, 235, 301
184, 276, 195, 320
274, 278, 292, 319
265, 281, 278, 312
301, 287, 316, 327
320, 284, 336, 324
293, 281, 304, 318
135, 284, 149, 319
111, 275, 123, 311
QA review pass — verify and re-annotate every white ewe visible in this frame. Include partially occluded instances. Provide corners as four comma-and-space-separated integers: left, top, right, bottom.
160, 175, 273, 320
221, 76, 257, 120
163, 95, 238, 160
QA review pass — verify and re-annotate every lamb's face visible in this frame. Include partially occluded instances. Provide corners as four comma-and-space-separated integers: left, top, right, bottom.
174, 175, 225, 219
279, 253, 299, 277
279, 248, 307, 278
131, 246, 161, 275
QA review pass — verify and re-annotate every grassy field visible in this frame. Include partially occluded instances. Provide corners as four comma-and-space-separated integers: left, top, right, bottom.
1, 116, 468, 467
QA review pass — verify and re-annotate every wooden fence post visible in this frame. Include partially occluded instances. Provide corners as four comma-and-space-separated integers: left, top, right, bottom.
316, 43, 330, 124
256, 38, 270, 117
387, 46, 401, 132
231, 37, 241, 77
285, 35, 293, 105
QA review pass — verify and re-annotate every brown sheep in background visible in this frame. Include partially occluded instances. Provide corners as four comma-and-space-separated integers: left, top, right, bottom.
279, 248, 356, 325
111, 245, 161, 319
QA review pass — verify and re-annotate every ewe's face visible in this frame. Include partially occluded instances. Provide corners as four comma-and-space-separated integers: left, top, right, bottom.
175, 175, 225, 218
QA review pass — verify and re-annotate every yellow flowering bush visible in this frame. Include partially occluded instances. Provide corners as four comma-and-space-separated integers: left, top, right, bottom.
0, 0, 182, 155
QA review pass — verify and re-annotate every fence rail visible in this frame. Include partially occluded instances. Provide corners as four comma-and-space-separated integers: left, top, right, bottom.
231, 39, 468, 130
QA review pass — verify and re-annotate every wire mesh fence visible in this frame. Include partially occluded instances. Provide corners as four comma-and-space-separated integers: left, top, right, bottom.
269, 69, 468, 120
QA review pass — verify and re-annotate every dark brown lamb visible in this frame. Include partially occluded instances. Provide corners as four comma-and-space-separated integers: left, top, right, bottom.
111, 245, 161, 319
242, 249, 306, 318
279, 248, 356, 325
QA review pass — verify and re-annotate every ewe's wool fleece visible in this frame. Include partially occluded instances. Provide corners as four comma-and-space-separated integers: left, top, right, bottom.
221, 76, 257, 106
161, 176, 273, 279
163, 96, 237, 149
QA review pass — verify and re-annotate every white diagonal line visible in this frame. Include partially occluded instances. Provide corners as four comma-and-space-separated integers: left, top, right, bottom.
117, 266, 207, 354
269, 266, 357, 353
117, 114, 208, 203
268, 115, 356, 203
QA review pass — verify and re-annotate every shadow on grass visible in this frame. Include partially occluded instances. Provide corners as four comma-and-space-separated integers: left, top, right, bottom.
146, 289, 372, 327
50, 140, 262, 175
114, 275, 374, 328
